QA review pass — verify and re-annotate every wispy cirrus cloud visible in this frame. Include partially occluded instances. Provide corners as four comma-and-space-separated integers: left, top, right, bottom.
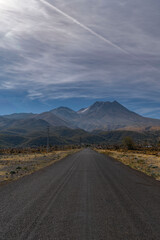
0, 0, 160, 116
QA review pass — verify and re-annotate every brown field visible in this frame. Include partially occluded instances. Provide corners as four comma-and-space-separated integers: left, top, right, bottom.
0, 149, 79, 184
96, 149, 160, 180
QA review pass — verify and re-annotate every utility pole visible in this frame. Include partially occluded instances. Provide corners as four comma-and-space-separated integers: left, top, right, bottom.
80, 137, 82, 148
47, 126, 50, 153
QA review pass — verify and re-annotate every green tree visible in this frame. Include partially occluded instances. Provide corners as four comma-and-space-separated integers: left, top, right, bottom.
123, 136, 135, 150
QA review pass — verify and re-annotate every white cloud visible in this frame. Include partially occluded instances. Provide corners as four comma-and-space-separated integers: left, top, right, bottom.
0, 0, 160, 108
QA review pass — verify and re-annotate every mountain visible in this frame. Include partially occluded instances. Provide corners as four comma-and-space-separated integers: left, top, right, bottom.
50, 107, 79, 122
74, 101, 160, 131
0, 116, 15, 130
0, 100, 160, 147
50, 101, 160, 131
2, 118, 51, 135
34, 111, 71, 128
1, 101, 160, 132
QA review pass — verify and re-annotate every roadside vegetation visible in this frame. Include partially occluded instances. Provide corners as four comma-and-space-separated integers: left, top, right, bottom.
95, 137, 160, 180
0, 145, 80, 184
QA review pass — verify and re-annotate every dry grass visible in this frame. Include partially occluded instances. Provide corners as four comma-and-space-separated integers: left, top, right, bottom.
96, 149, 160, 180
0, 149, 80, 184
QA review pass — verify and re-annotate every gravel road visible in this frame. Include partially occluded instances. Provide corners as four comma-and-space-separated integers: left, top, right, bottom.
0, 149, 160, 240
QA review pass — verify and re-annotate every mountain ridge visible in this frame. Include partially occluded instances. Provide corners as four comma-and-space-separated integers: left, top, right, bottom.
0, 100, 160, 148
1, 101, 160, 132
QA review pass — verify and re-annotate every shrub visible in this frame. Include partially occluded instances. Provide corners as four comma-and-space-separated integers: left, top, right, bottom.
123, 136, 135, 150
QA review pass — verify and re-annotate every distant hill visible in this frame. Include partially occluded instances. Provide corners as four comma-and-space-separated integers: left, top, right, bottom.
3, 113, 35, 120
0, 100, 160, 147
0, 126, 159, 148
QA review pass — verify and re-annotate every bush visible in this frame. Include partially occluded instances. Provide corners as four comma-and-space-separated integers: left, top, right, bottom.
123, 136, 135, 150
16, 166, 21, 170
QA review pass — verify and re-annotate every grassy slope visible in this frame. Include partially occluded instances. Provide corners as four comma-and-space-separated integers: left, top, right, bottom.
0, 128, 160, 148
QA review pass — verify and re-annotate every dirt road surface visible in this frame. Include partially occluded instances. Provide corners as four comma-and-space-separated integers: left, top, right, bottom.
0, 149, 160, 239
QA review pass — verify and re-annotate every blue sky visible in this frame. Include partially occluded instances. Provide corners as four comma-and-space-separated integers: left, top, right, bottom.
0, 0, 160, 118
